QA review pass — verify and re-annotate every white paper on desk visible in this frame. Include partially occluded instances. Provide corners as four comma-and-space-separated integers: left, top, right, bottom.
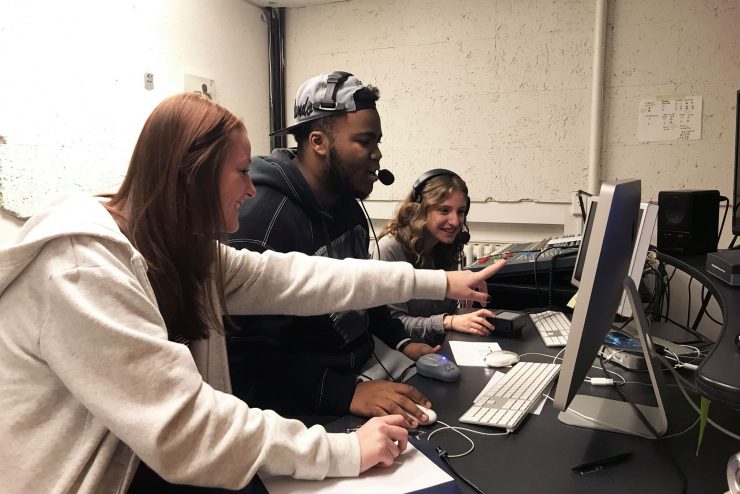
448, 341, 501, 366
259, 443, 453, 494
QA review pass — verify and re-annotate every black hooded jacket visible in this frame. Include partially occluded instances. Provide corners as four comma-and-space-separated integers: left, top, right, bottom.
227, 148, 409, 416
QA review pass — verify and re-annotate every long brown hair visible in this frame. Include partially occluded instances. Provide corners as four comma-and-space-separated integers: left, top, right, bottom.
381, 174, 469, 269
107, 92, 245, 341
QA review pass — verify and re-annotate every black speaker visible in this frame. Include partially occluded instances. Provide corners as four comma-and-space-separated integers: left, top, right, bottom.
657, 190, 719, 255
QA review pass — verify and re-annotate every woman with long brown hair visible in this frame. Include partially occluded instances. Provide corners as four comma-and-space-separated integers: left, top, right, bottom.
0, 93, 506, 493
377, 169, 498, 345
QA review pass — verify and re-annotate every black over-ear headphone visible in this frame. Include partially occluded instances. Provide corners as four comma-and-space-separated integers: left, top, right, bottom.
411, 168, 471, 245
315, 71, 353, 112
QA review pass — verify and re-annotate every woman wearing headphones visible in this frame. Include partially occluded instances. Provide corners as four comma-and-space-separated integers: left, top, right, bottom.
376, 169, 499, 345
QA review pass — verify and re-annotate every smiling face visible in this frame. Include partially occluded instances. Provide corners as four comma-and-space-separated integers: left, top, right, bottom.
425, 189, 468, 246
324, 108, 383, 200
219, 129, 255, 233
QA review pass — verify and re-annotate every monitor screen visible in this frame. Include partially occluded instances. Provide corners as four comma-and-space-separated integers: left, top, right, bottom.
553, 179, 641, 412
571, 197, 658, 317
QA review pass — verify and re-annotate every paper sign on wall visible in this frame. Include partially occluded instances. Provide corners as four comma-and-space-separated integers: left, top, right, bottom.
638, 95, 702, 142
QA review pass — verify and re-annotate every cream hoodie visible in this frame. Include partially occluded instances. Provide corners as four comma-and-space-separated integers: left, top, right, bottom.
0, 194, 446, 493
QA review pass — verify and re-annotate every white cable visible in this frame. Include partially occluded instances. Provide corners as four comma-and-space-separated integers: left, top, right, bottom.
518, 352, 562, 362
664, 349, 684, 367
590, 377, 615, 386
680, 345, 702, 357
657, 354, 740, 441
562, 406, 637, 434
426, 420, 508, 458
662, 418, 699, 439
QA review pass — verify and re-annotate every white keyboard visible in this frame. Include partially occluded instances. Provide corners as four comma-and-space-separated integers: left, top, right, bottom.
459, 361, 561, 432
530, 310, 571, 347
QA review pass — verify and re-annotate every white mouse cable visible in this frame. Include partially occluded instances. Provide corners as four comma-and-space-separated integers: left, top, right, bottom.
428, 420, 507, 494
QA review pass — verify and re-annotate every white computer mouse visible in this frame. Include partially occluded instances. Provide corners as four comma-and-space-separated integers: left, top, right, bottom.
484, 350, 520, 368
415, 404, 437, 425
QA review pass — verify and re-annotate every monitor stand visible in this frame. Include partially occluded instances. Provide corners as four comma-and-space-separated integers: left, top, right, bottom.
557, 277, 668, 439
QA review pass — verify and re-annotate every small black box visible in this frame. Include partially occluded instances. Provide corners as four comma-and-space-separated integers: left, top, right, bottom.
706, 249, 740, 286
488, 310, 529, 338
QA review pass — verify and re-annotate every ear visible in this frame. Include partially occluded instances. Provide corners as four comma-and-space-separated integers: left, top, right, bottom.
308, 130, 329, 158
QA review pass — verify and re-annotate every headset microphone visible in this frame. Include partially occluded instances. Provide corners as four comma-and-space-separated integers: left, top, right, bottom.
378, 169, 395, 186
456, 230, 471, 245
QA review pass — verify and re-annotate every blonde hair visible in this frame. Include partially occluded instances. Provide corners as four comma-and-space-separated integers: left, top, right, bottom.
381, 173, 468, 269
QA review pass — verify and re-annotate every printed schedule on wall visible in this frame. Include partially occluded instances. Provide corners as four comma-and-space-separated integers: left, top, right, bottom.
638, 95, 702, 142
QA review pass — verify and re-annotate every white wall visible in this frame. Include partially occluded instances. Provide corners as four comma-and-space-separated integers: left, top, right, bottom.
283, 0, 739, 244
0, 0, 269, 241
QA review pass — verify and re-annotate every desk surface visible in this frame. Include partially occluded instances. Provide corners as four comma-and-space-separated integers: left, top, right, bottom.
656, 252, 740, 408
404, 331, 738, 494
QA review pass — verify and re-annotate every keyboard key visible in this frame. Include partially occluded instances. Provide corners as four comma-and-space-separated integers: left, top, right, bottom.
459, 362, 561, 432
531, 311, 571, 348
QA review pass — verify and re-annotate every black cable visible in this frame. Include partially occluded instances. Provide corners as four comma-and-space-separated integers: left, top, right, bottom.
646, 262, 667, 321
548, 254, 555, 309
544, 249, 578, 310
686, 276, 693, 329
700, 287, 723, 325
368, 342, 397, 382
359, 199, 381, 259
718, 196, 729, 241
577, 189, 592, 221
436, 447, 487, 494
399, 363, 417, 382
664, 266, 677, 324
358, 200, 401, 383
598, 354, 688, 494
532, 246, 556, 308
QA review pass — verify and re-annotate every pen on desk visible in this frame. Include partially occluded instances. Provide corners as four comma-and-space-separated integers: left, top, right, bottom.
572, 452, 633, 475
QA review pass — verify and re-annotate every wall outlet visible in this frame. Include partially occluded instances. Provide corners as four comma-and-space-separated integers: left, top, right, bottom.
184, 74, 215, 100
144, 72, 154, 90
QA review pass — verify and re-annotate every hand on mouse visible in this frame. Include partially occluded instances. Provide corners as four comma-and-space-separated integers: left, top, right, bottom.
446, 309, 496, 336
350, 381, 432, 426
355, 415, 410, 473
401, 342, 441, 360
444, 259, 507, 305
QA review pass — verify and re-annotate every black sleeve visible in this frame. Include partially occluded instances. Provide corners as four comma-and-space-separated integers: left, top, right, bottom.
227, 314, 357, 416
367, 305, 409, 350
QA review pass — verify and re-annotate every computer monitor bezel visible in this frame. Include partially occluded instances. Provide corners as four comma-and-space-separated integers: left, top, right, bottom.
617, 201, 658, 317
571, 197, 659, 318
553, 179, 668, 438
570, 198, 597, 288
731, 89, 740, 235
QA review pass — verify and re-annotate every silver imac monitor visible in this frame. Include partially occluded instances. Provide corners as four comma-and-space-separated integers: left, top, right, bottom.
553, 179, 668, 438
571, 197, 659, 317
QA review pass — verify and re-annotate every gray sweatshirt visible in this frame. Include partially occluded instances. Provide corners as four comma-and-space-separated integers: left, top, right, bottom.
0, 194, 446, 493
375, 235, 458, 344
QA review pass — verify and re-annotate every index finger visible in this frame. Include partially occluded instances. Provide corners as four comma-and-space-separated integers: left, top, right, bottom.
376, 414, 413, 428
395, 383, 431, 409
475, 308, 497, 318
476, 259, 508, 280
382, 419, 409, 454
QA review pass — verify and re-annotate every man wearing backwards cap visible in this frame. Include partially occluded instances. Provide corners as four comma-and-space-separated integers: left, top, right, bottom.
227, 72, 439, 425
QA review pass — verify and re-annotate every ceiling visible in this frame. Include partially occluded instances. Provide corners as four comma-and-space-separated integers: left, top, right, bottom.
244, 0, 346, 8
